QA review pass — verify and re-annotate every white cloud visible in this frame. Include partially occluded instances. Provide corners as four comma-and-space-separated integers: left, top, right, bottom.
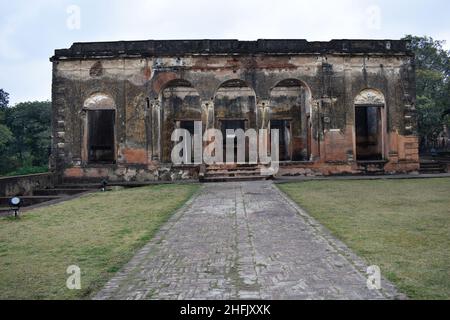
1, 0, 450, 104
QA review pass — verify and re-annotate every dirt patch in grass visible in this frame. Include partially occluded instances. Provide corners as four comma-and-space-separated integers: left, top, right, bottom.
0, 183, 199, 299
278, 178, 450, 300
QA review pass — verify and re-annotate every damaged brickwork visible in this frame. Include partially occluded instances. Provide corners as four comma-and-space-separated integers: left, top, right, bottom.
50, 39, 419, 182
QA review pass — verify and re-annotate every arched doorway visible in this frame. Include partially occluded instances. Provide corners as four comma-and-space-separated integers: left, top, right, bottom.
214, 80, 257, 161
83, 93, 116, 164
354, 89, 386, 161
160, 79, 201, 163
269, 79, 312, 161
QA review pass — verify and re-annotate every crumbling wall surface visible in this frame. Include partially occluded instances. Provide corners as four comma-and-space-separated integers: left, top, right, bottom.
161, 86, 202, 162
50, 39, 418, 181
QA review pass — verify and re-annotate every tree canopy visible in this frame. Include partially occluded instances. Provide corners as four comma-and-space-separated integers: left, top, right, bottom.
0, 89, 51, 175
403, 35, 450, 150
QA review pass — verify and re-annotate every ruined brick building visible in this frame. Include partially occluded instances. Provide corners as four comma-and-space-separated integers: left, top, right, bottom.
50, 39, 419, 182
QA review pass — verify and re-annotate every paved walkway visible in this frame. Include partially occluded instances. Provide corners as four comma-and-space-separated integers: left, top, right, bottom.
94, 181, 401, 300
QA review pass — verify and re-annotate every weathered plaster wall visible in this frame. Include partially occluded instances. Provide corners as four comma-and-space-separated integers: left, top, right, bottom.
50, 40, 418, 181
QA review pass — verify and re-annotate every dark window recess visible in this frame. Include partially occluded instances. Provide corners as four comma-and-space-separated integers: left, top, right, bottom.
88, 110, 115, 163
355, 106, 382, 161
179, 120, 195, 136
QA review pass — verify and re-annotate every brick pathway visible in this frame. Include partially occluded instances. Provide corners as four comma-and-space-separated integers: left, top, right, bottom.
94, 181, 402, 300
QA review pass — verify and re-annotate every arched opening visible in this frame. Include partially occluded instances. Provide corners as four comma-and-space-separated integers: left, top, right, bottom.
213, 80, 256, 162
83, 94, 116, 164
160, 79, 201, 163
269, 79, 312, 161
354, 89, 385, 161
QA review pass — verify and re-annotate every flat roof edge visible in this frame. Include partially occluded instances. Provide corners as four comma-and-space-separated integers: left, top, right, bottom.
51, 39, 412, 61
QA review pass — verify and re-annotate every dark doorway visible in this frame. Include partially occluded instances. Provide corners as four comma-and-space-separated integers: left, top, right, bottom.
221, 120, 246, 163
355, 106, 382, 160
179, 120, 195, 136
88, 110, 115, 163
270, 120, 291, 161
179, 120, 196, 163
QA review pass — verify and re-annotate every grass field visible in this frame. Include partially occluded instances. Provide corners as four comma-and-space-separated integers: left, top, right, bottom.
0, 184, 199, 300
278, 178, 450, 300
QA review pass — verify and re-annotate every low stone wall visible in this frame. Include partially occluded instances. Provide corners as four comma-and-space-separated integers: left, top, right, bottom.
62, 165, 199, 183
0, 173, 55, 197
278, 160, 420, 177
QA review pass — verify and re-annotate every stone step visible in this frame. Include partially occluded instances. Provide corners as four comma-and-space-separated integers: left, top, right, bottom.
358, 170, 385, 176
419, 167, 446, 173
202, 175, 269, 183
206, 166, 260, 171
420, 170, 445, 174
419, 163, 444, 168
205, 170, 262, 177
419, 161, 446, 174
203, 163, 267, 181
420, 166, 445, 171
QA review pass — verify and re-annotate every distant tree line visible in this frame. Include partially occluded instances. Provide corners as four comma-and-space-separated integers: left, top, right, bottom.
403, 35, 450, 152
0, 89, 51, 176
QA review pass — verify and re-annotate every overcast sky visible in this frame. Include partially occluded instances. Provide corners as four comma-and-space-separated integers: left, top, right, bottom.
1, 0, 449, 105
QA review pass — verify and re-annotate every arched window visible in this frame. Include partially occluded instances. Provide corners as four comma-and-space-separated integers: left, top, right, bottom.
354, 89, 385, 161
214, 79, 256, 162
269, 79, 312, 161
83, 94, 116, 163
160, 79, 201, 163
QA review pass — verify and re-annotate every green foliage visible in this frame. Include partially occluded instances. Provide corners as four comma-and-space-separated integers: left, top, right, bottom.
0, 90, 51, 176
416, 96, 444, 146
0, 89, 8, 110
0, 124, 13, 148
402, 35, 450, 150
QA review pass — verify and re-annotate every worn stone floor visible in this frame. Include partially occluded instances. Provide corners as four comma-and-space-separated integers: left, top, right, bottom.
94, 181, 401, 300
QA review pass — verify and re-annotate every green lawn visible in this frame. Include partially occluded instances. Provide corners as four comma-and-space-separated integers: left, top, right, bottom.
278, 178, 450, 300
0, 183, 199, 300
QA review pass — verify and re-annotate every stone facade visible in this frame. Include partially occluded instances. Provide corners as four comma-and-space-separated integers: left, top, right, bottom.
50, 39, 419, 182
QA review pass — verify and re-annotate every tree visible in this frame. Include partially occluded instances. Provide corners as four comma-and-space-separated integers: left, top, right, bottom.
416, 96, 444, 148
0, 89, 14, 173
0, 89, 9, 110
402, 35, 450, 151
0, 88, 52, 175
0, 89, 12, 149
0, 124, 13, 149
4, 101, 51, 168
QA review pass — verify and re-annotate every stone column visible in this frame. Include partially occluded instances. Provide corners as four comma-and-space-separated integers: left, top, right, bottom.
310, 100, 322, 161
150, 99, 161, 161
202, 101, 215, 129
257, 100, 270, 129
